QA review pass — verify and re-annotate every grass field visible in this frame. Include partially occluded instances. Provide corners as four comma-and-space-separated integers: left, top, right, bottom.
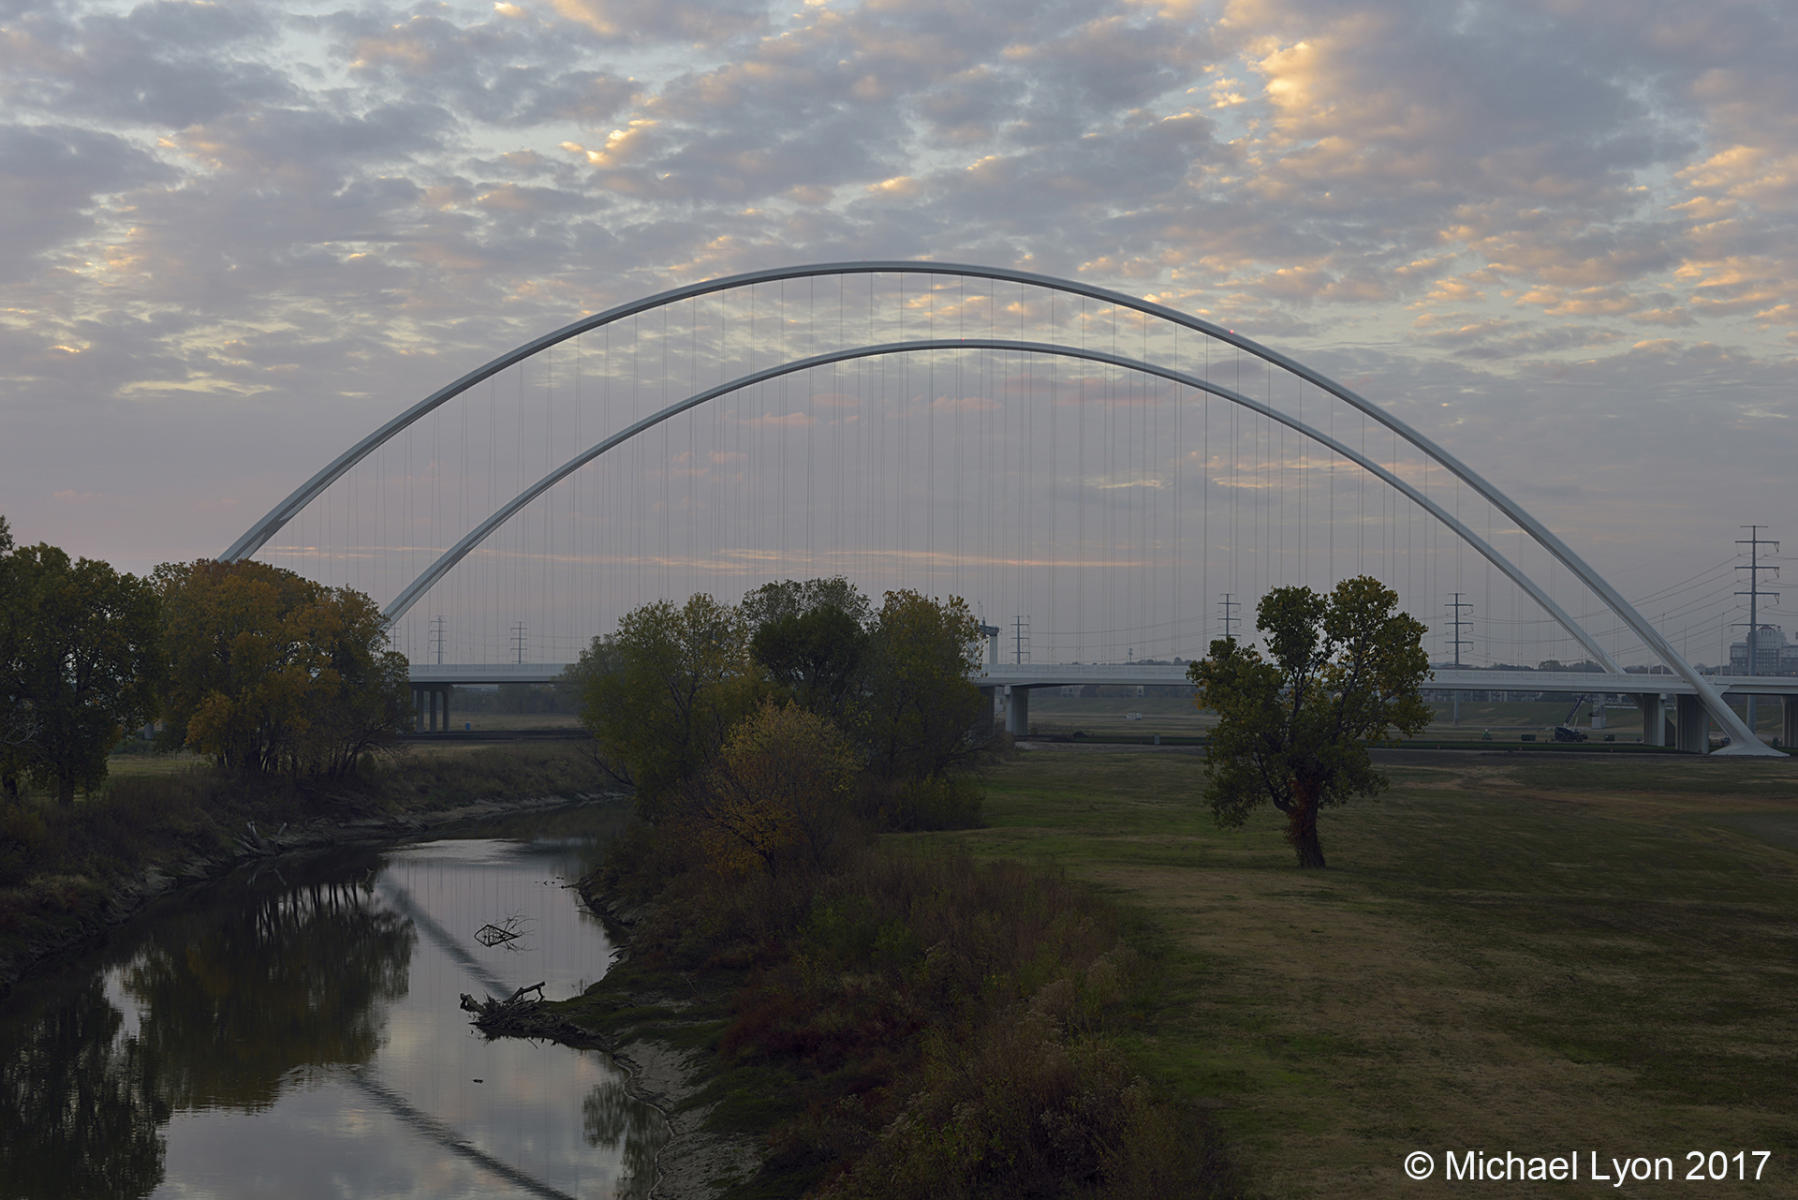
959, 748, 1798, 1197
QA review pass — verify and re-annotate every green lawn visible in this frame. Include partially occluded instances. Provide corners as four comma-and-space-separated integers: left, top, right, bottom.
958, 748, 1798, 1198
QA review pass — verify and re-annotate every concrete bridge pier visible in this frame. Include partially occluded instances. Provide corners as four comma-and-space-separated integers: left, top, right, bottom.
1674, 693, 1710, 754
1002, 685, 1031, 737
1784, 696, 1797, 751
1636, 694, 1666, 747
411, 684, 452, 732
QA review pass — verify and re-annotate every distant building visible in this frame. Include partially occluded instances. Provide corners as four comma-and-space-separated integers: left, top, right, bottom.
1728, 625, 1798, 675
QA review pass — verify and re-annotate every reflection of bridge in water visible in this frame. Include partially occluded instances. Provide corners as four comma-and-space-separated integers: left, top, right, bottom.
219, 261, 1792, 759
358, 873, 664, 1200
405, 661, 1798, 756
342, 1066, 582, 1200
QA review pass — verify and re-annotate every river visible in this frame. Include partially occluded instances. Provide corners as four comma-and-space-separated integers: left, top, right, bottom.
0, 804, 663, 1200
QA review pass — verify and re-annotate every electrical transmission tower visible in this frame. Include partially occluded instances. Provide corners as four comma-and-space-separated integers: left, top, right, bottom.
428, 615, 446, 665
1444, 593, 1473, 726
1444, 593, 1473, 667
511, 621, 527, 666
1012, 615, 1030, 665
1219, 593, 1240, 642
1735, 526, 1779, 730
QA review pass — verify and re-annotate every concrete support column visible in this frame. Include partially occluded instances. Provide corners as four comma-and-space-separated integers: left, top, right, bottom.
1003, 685, 1031, 737
977, 686, 997, 737
1636, 694, 1665, 748
412, 684, 453, 732
1675, 693, 1710, 754
1783, 696, 1797, 752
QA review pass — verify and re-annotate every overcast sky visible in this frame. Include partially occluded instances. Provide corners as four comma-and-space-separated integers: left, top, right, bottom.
3, 0, 1794, 663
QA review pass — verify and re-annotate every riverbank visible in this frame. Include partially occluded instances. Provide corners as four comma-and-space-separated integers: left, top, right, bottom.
532, 813, 1238, 1200
0, 741, 612, 995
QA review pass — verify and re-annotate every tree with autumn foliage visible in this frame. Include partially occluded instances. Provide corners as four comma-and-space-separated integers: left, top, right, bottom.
684, 700, 862, 879
1189, 576, 1431, 868
153, 560, 410, 775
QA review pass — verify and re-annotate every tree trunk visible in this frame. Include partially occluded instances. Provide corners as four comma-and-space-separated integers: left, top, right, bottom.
1286, 781, 1326, 868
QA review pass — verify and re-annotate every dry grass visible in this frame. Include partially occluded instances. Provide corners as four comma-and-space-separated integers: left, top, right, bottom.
967, 749, 1798, 1199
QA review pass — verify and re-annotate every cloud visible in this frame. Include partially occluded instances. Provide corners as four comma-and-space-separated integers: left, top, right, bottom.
548, 0, 767, 44
0, 0, 1794, 660
0, 2, 291, 128
0, 122, 173, 280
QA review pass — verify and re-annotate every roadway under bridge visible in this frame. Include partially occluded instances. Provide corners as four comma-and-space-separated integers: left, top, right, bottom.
405, 662, 1798, 756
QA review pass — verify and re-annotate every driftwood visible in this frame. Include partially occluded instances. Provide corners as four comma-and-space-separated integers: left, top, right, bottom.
459, 981, 578, 1039
235, 819, 288, 856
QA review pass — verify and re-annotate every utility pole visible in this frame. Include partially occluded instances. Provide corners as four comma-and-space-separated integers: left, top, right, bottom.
1012, 614, 1030, 665
1219, 592, 1240, 642
1444, 593, 1473, 725
429, 615, 446, 665
511, 620, 527, 666
1736, 525, 1779, 732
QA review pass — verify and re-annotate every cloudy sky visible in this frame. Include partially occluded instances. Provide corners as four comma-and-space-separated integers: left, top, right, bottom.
3, 0, 1794, 664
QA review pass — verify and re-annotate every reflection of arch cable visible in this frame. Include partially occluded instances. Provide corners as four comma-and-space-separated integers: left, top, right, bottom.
342, 1065, 579, 1200
374, 878, 511, 1000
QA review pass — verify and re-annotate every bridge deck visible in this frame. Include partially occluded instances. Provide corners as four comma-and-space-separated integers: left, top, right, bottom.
407, 662, 1798, 697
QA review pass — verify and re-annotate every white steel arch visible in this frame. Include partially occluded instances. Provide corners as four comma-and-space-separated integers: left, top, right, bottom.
225, 262, 1779, 755
382, 337, 1617, 674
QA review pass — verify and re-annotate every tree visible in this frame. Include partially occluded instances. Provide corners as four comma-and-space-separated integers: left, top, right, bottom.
684, 700, 861, 879
571, 593, 764, 809
859, 589, 987, 782
741, 577, 872, 725
0, 517, 29, 796
1189, 576, 1430, 868
154, 560, 409, 775
1, 539, 162, 805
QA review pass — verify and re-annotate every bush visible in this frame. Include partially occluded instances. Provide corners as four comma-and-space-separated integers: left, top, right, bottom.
818, 1014, 1198, 1200
687, 702, 863, 880
876, 774, 984, 831
0, 804, 49, 888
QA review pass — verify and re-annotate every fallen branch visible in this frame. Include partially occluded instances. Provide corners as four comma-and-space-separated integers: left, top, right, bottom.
459, 981, 578, 1040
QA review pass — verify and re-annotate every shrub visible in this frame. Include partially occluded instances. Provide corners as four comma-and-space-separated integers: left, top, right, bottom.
688, 701, 863, 880
819, 1014, 1167, 1200
0, 804, 49, 888
865, 774, 984, 831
